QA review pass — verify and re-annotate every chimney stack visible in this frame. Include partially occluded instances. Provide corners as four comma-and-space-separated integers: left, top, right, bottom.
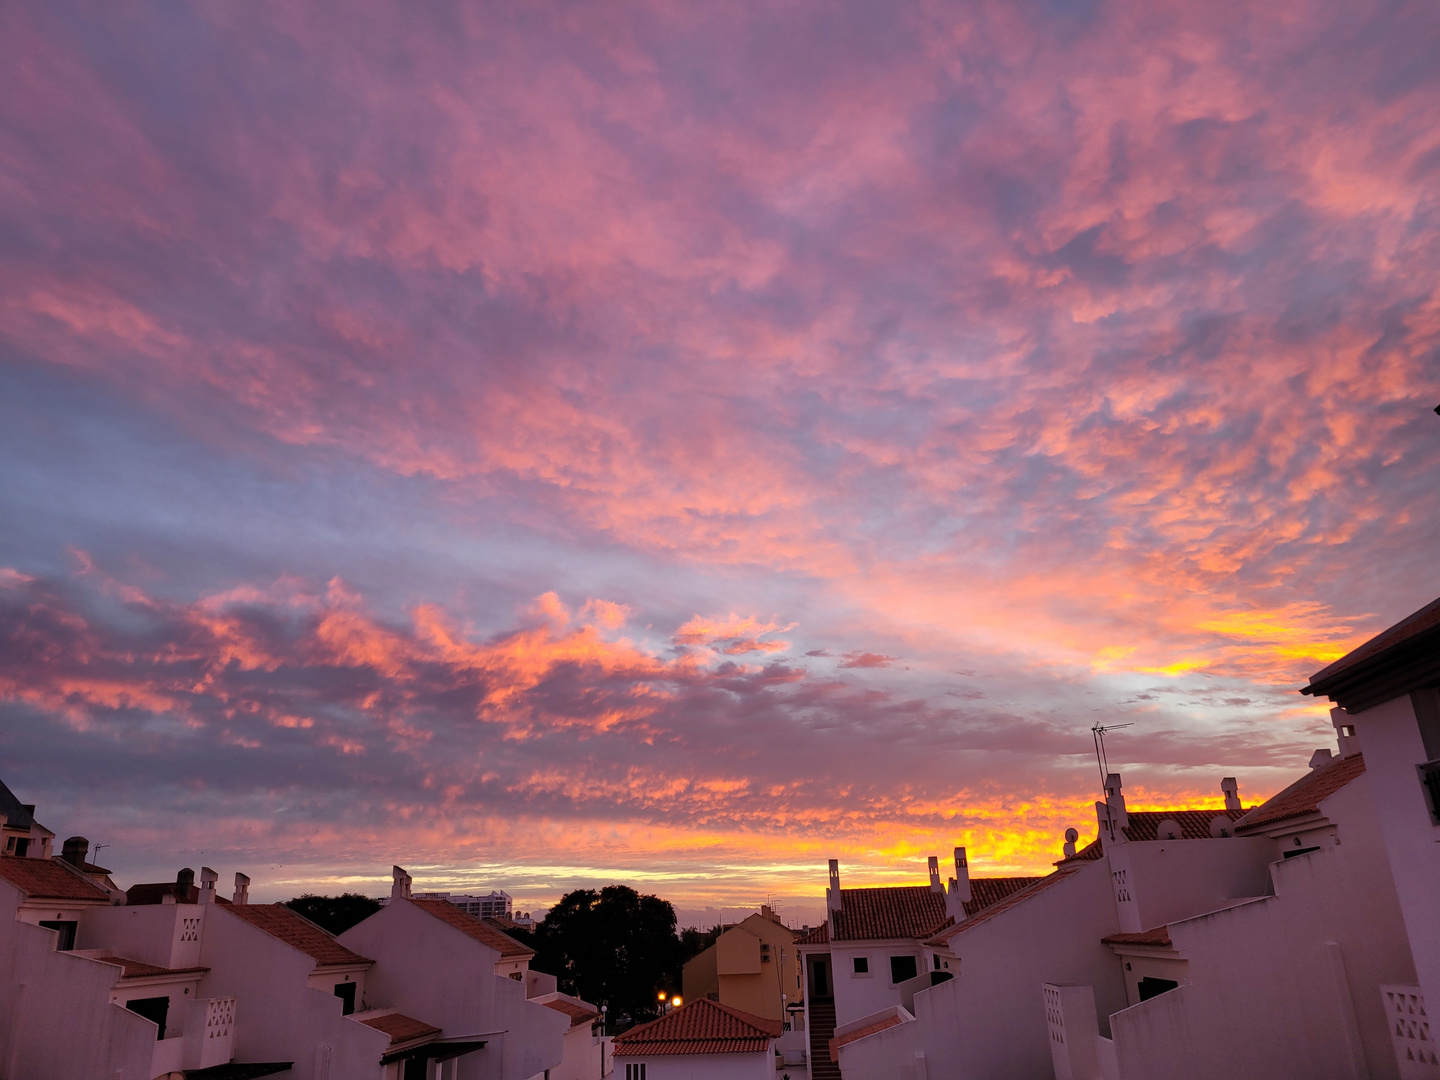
1221, 777, 1241, 812
176, 867, 195, 900
1104, 774, 1128, 829
1063, 828, 1078, 860
61, 837, 89, 868
1309, 749, 1334, 770
392, 865, 412, 902
928, 856, 943, 893
826, 859, 842, 913
1331, 708, 1360, 757
198, 866, 218, 904
951, 847, 971, 904
233, 872, 250, 905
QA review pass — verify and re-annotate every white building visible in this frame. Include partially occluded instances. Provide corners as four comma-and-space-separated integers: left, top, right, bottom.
611, 998, 781, 1080
528, 991, 612, 1080
417, 889, 515, 921
827, 778, 1275, 1080
338, 866, 569, 1080
795, 851, 1041, 1080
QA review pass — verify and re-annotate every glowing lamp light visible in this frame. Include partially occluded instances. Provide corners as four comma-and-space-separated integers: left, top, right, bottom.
658, 991, 667, 1001
671, 996, 682, 1008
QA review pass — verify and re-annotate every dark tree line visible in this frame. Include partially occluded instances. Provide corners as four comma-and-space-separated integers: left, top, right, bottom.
284, 892, 381, 935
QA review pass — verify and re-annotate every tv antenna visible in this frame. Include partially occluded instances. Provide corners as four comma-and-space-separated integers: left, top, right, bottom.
1091, 722, 1133, 794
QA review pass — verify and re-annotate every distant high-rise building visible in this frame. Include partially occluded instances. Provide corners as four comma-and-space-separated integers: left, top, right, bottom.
415, 889, 513, 920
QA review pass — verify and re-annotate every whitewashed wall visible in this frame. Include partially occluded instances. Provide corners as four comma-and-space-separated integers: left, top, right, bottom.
340, 899, 568, 1080
614, 1050, 773, 1080
1348, 693, 1440, 1008
0, 880, 157, 1080
197, 903, 390, 1080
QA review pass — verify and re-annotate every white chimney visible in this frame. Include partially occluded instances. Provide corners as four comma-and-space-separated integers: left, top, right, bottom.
1221, 777, 1241, 812
928, 856, 943, 893
1104, 774, 1128, 829
1309, 749, 1334, 770
951, 847, 971, 905
233, 872, 250, 905
392, 865, 412, 901
826, 859, 842, 913
1331, 708, 1360, 757
198, 866, 218, 905
1063, 828, 1078, 859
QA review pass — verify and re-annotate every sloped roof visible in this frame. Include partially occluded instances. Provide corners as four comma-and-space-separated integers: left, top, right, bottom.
358, 1012, 442, 1047
614, 999, 781, 1057
1101, 926, 1172, 948
833, 1012, 906, 1050
963, 877, 1044, 917
1120, 808, 1249, 841
96, 955, 210, 979
1235, 754, 1366, 833
925, 868, 1080, 945
0, 779, 36, 832
226, 903, 373, 967
541, 998, 600, 1027
831, 885, 952, 942
0, 857, 110, 902
125, 881, 233, 906
1058, 837, 1104, 864
796, 922, 828, 946
409, 898, 535, 958
1303, 596, 1440, 712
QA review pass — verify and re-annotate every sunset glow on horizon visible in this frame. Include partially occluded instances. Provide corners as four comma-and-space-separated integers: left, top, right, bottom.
1, 0, 1438, 922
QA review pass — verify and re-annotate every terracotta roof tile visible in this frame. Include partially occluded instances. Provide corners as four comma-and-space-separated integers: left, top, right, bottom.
1120, 809, 1249, 841
833, 1014, 905, 1050
358, 1012, 442, 1047
963, 877, 1044, 917
1235, 754, 1366, 833
542, 998, 600, 1027
226, 904, 373, 968
831, 885, 951, 942
614, 999, 781, 1057
1101, 926, 1172, 947
926, 868, 1080, 945
124, 882, 232, 906
0, 857, 111, 902
1058, 837, 1104, 864
408, 898, 535, 958
796, 923, 828, 946
96, 955, 210, 979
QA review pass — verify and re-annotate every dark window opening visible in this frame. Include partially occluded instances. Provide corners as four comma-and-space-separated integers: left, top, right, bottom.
1137, 977, 1178, 1002
333, 982, 356, 1015
853, 956, 869, 974
1282, 846, 1322, 859
39, 920, 77, 951
14, 837, 28, 857
930, 970, 954, 986
890, 955, 918, 984
126, 995, 170, 1040
625, 1065, 647, 1080
811, 960, 829, 997
933, 955, 941, 970
1418, 759, 1440, 827
403, 1056, 428, 1080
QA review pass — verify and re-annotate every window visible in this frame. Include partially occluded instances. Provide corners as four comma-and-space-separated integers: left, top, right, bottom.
510, 971, 524, 981
39, 920, 77, 951
889, 955, 918, 984
625, 1065, 647, 1080
1136, 977, 1178, 1001
932, 954, 940, 970
13, 837, 28, 857
333, 982, 356, 1015
852, 956, 869, 975
125, 996, 171, 1040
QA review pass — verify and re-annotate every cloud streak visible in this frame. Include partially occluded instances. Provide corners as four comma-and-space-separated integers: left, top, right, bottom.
0, 0, 1437, 903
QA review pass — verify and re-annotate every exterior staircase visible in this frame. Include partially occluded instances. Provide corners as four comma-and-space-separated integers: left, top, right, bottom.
807, 997, 841, 1080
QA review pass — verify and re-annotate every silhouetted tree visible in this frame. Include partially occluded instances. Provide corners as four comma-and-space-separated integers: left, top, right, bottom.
284, 893, 381, 935
532, 886, 682, 1026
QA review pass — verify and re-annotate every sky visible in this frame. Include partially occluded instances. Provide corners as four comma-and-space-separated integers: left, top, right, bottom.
1, 0, 1438, 924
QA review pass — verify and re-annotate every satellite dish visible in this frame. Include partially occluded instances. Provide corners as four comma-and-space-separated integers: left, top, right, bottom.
1064, 828, 1079, 843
